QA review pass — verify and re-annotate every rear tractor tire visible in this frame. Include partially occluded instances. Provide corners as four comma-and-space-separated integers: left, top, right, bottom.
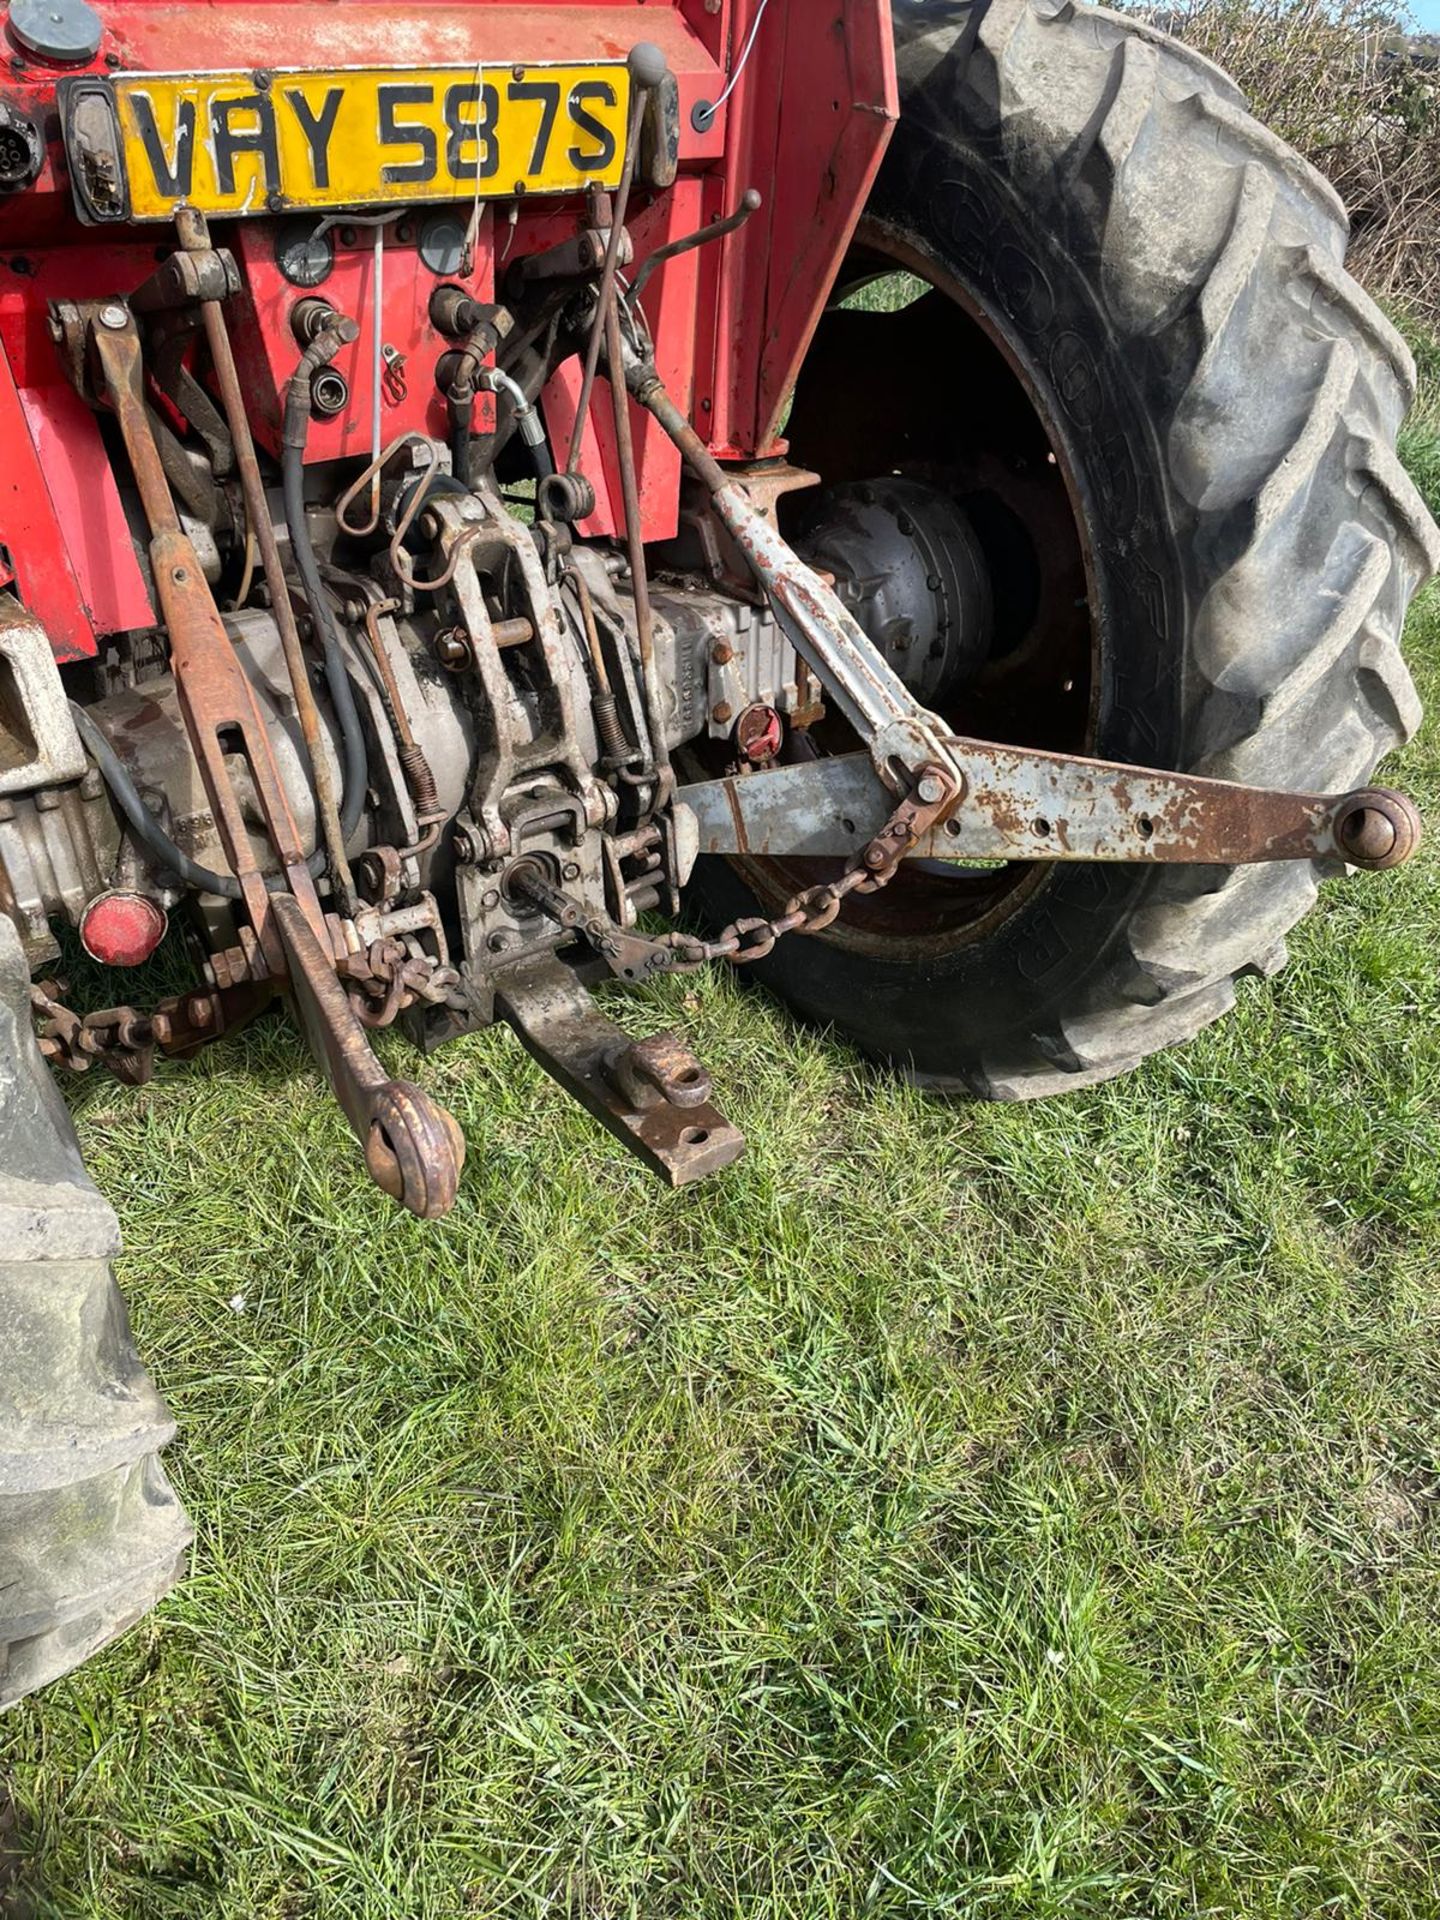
692, 0, 1439, 1094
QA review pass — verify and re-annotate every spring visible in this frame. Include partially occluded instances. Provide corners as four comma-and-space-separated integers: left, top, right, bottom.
591, 690, 631, 768
398, 741, 441, 823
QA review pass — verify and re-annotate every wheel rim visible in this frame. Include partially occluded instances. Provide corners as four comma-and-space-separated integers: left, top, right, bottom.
729, 216, 1103, 958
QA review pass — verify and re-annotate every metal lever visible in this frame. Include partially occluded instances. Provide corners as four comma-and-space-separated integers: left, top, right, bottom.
629, 188, 763, 301
565, 41, 668, 475
271, 895, 466, 1219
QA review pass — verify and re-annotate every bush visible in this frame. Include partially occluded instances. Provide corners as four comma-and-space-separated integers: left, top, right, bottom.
1159, 0, 1440, 332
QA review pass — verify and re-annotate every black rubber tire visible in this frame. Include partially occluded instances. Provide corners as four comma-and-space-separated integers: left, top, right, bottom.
0, 923, 190, 1712
690, 0, 1439, 1096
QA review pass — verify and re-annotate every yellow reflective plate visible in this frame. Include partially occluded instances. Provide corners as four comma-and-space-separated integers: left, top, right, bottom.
89, 64, 629, 221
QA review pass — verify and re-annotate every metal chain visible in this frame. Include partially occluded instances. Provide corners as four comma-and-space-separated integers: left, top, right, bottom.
33, 929, 467, 1079
662, 762, 961, 969
515, 763, 962, 981
335, 937, 467, 1025
660, 861, 880, 970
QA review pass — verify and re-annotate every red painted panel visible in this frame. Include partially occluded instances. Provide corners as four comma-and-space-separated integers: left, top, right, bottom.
0, 332, 151, 659
18, 381, 154, 643
231, 218, 498, 460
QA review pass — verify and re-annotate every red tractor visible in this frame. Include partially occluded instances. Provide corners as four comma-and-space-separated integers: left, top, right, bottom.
0, 0, 1433, 1707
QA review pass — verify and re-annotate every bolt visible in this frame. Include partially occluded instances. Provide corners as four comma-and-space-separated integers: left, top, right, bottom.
562, 861, 581, 881
98, 302, 128, 330
172, 566, 189, 584
480, 888, 501, 910
926, 573, 943, 592
150, 1012, 172, 1047
916, 773, 945, 805
486, 929, 514, 953
711, 641, 734, 666
188, 994, 216, 1030
712, 701, 733, 725
452, 826, 479, 865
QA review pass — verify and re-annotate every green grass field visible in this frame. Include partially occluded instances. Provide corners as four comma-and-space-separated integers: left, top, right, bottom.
3, 379, 1440, 1919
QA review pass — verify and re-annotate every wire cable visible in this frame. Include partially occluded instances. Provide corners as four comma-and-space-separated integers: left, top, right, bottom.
693, 0, 773, 130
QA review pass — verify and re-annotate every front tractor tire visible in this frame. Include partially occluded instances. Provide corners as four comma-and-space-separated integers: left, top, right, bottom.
696, 0, 1439, 1095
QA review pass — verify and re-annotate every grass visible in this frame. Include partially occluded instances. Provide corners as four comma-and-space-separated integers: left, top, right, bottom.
3, 370, 1440, 1920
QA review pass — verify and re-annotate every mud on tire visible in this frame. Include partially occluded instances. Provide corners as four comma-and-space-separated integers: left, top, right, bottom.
696, 0, 1440, 1095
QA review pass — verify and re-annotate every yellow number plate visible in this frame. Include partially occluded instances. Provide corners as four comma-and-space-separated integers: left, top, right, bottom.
67, 64, 630, 222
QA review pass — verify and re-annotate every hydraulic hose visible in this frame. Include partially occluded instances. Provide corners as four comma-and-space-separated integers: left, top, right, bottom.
449, 391, 475, 488
282, 325, 369, 846
477, 366, 554, 481
70, 702, 324, 900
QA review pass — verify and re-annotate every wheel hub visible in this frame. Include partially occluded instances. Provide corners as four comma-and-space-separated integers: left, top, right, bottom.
796, 478, 993, 705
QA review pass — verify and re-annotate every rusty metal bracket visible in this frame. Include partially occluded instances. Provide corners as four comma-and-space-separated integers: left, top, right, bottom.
677, 747, 1422, 870
494, 955, 743, 1185
87, 306, 327, 970
271, 894, 466, 1219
